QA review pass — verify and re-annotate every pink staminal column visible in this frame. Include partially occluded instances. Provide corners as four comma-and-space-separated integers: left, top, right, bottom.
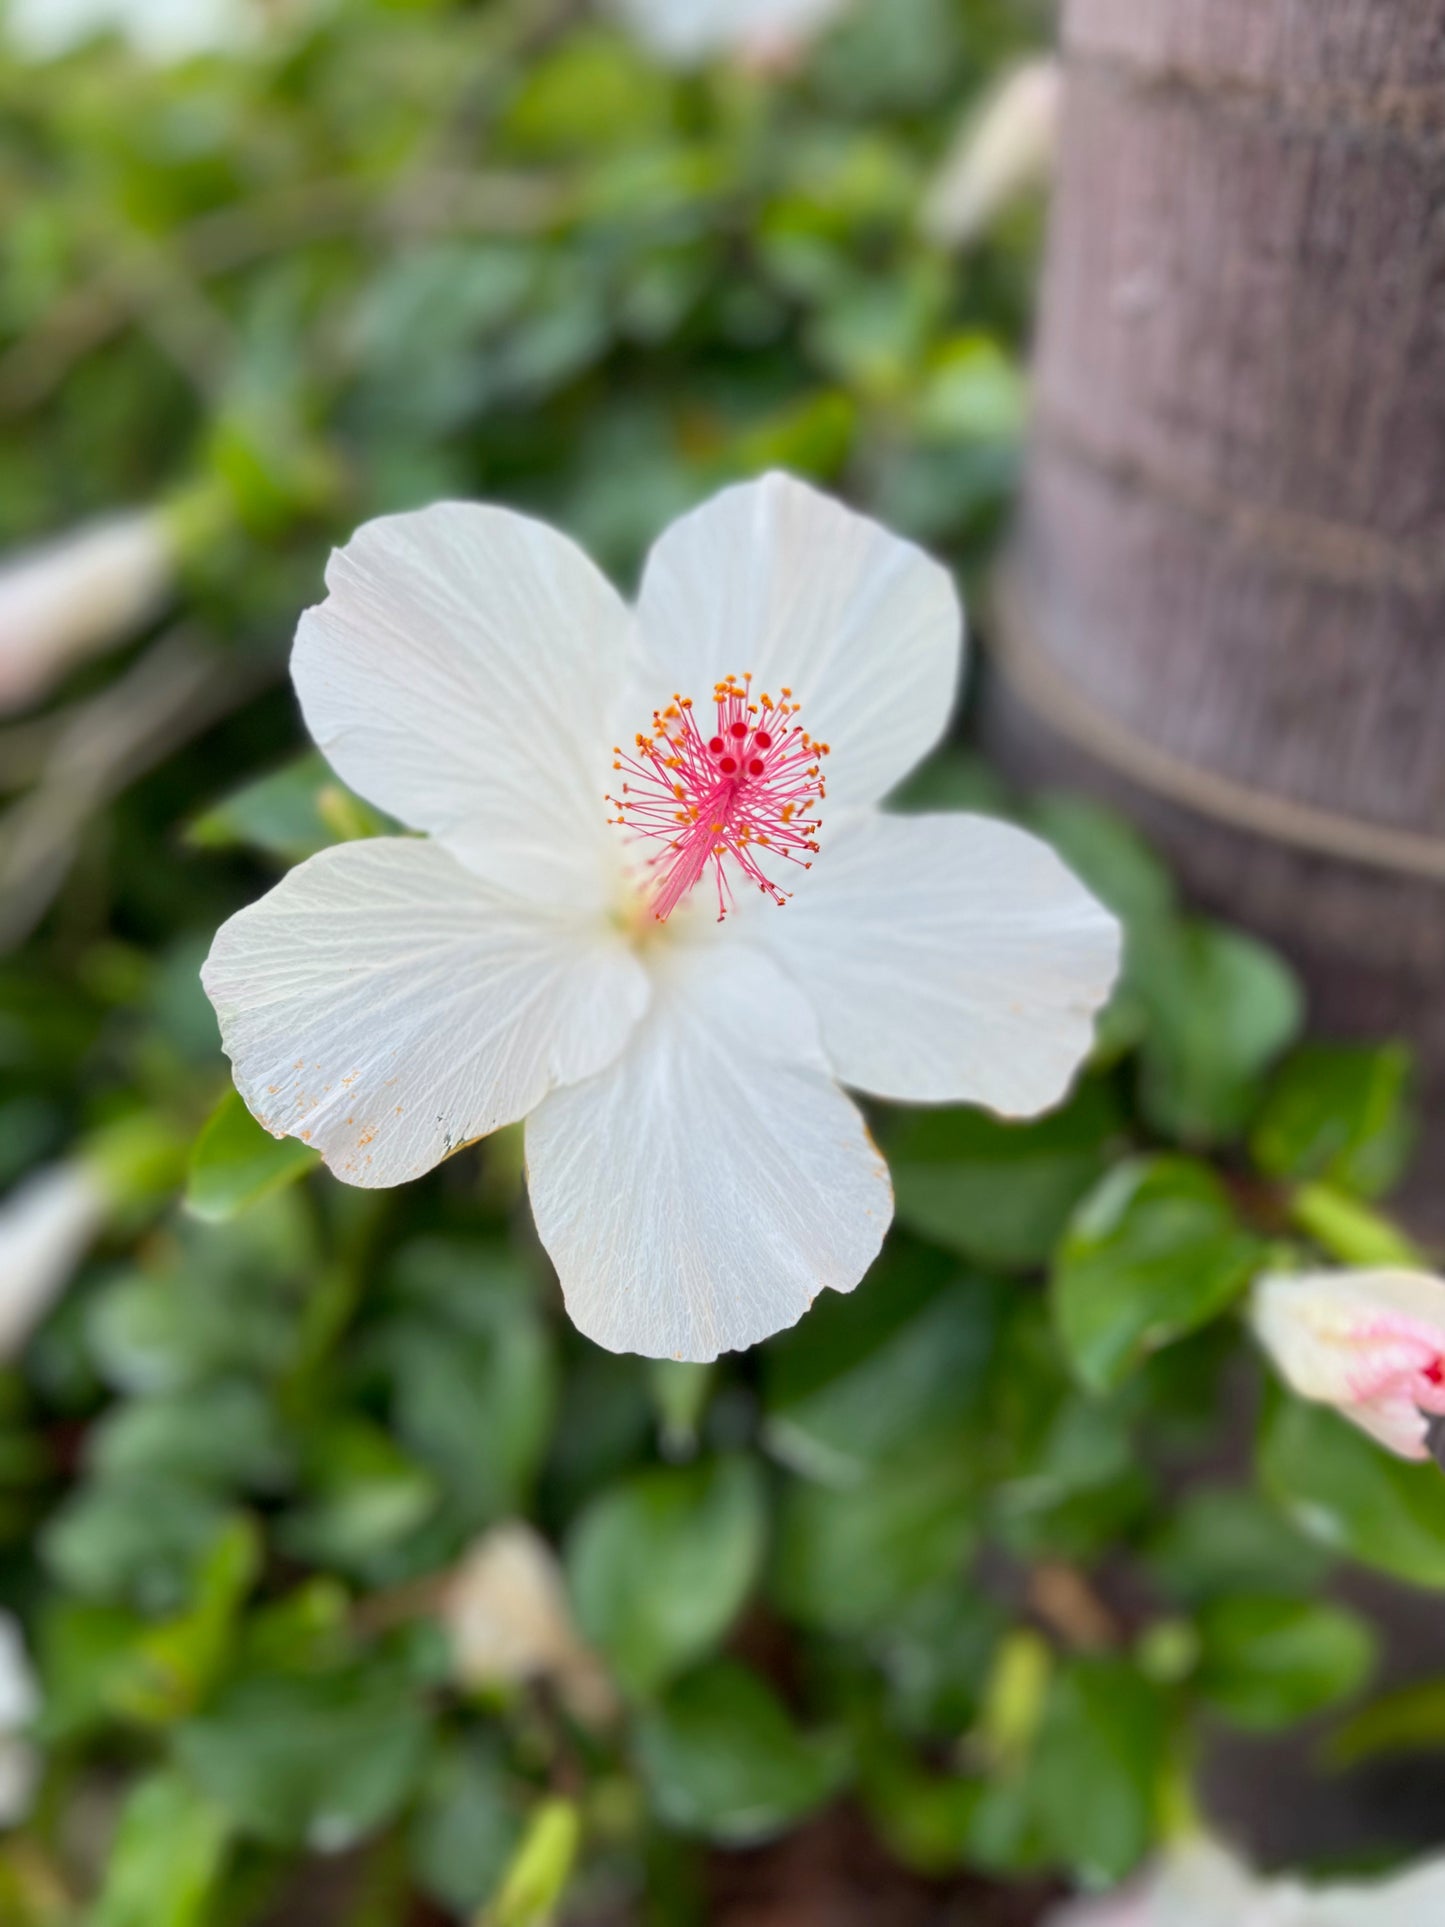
608, 673, 829, 921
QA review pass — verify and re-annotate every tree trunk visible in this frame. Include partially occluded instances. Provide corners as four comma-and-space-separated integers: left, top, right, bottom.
985, 0, 1445, 1224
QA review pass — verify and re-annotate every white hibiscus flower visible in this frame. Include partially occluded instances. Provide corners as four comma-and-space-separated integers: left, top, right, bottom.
1048, 1837, 1445, 1926
604, 0, 856, 69
201, 473, 1119, 1362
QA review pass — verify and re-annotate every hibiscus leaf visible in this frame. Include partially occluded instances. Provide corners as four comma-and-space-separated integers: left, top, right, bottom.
1132, 920, 1304, 1146
1051, 1156, 1262, 1394
90, 1771, 231, 1927
186, 1089, 318, 1224
1250, 1041, 1415, 1199
1027, 1657, 1166, 1885
887, 1078, 1124, 1272
565, 1457, 766, 1700
186, 752, 388, 866
1260, 1397, 1445, 1590
1194, 1594, 1375, 1730
635, 1660, 848, 1845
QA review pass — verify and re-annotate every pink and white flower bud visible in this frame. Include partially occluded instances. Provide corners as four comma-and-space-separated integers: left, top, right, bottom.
924, 59, 1062, 249
1250, 1268, 1445, 1460
0, 1162, 107, 1362
0, 511, 175, 714
441, 1523, 617, 1723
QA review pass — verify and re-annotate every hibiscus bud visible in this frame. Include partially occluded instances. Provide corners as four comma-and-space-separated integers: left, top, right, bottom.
0, 510, 176, 715
440, 1523, 617, 1723
924, 59, 1061, 250
1250, 1268, 1445, 1461
0, 1612, 39, 1829
0, 1162, 108, 1362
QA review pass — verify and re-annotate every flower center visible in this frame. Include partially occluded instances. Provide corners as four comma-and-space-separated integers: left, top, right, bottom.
608, 673, 828, 922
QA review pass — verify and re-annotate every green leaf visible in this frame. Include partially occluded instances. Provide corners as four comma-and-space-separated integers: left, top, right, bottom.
1260, 1398, 1445, 1589
566, 1457, 766, 1700
486, 1798, 580, 1927
1146, 1487, 1331, 1604
87, 1380, 291, 1494
379, 1244, 557, 1530
1029, 1658, 1166, 1884
635, 1661, 847, 1846
410, 1739, 522, 1917
186, 1089, 318, 1223
762, 1248, 1001, 1481
1133, 920, 1303, 1145
772, 1452, 977, 1636
1251, 1042, 1414, 1198
1029, 797, 1175, 933
175, 1662, 434, 1850
1194, 1595, 1375, 1729
186, 751, 385, 864
872, 1585, 1007, 1740
888, 1081, 1123, 1271
279, 1418, 439, 1575
1052, 1157, 1261, 1393
1327, 1676, 1445, 1769
91, 1772, 230, 1927
41, 1479, 237, 1616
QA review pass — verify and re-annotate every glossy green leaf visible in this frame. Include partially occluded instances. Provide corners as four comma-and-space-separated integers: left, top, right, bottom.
636, 1661, 847, 1845
1133, 920, 1303, 1145
566, 1457, 766, 1700
1194, 1594, 1375, 1729
772, 1452, 977, 1636
186, 1089, 317, 1223
175, 1663, 433, 1850
889, 1080, 1124, 1271
1327, 1676, 1445, 1769
762, 1249, 1001, 1480
1052, 1157, 1261, 1393
1251, 1043, 1414, 1198
186, 752, 385, 865
1260, 1398, 1445, 1589
91, 1772, 231, 1927
1029, 1658, 1166, 1884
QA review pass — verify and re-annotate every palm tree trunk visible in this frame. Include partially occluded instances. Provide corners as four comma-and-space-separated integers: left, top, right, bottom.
987, 0, 1445, 1221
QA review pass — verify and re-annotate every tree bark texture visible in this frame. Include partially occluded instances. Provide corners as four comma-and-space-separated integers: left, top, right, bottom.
986, 0, 1445, 1221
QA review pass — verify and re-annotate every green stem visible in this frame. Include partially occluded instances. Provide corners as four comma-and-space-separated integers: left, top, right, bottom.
1288, 1182, 1427, 1269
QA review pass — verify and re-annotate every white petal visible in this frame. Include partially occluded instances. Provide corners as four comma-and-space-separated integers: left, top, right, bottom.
0, 1163, 107, 1361
0, 512, 174, 715
923, 59, 1061, 249
755, 811, 1120, 1113
525, 938, 892, 1363
5, 0, 256, 61
632, 474, 963, 813
293, 503, 633, 910
607, 0, 853, 66
1312, 1856, 1445, 1925
0, 1614, 38, 1734
202, 838, 649, 1188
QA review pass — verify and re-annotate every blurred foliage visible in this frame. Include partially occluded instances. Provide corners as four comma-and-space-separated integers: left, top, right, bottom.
1, 1, 1443, 1923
